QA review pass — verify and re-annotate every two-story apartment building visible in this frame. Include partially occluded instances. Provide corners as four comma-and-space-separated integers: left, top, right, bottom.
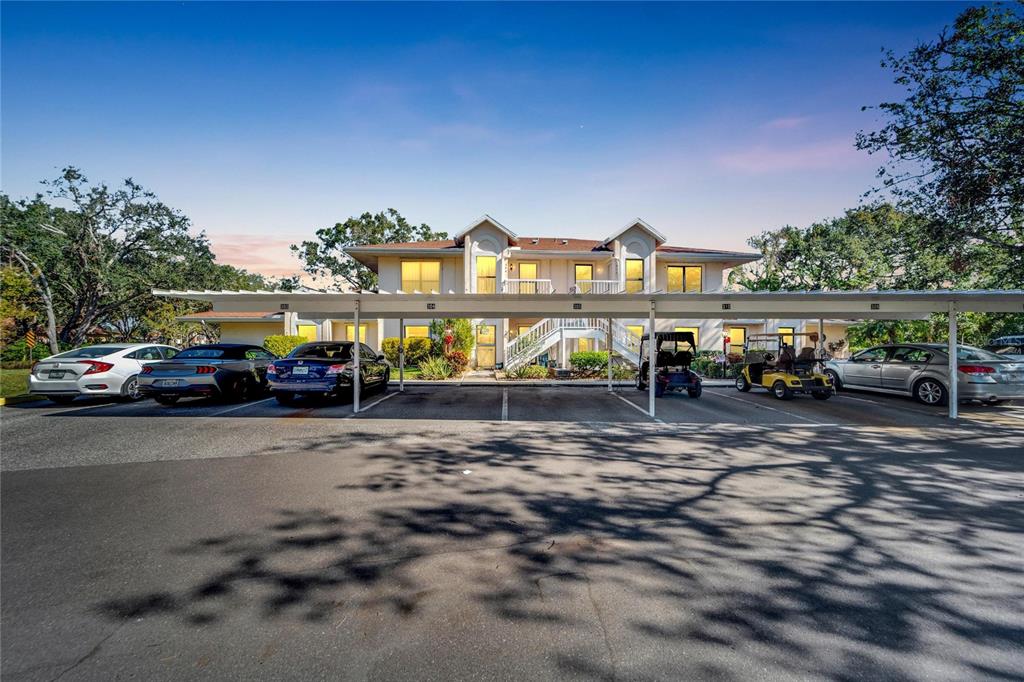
182, 216, 854, 367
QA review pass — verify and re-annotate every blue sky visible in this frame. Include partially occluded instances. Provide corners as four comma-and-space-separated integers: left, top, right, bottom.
2, 1, 972, 277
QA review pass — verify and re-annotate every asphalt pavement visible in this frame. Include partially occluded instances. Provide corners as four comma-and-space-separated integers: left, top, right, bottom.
2, 385, 1023, 680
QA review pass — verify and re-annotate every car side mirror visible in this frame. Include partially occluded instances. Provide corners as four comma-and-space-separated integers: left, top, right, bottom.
377, 354, 386, 362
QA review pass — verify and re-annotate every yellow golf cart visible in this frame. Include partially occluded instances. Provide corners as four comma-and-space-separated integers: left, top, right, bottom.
734, 332, 833, 400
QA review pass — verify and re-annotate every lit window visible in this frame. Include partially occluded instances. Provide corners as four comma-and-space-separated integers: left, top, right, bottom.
296, 324, 317, 341
627, 325, 645, 339
667, 265, 702, 292
574, 264, 594, 293
778, 326, 795, 347
401, 261, 441, 292
476, 256, 497, 293
674, 327, 700, 347
345, 324, 368, 343
578, 338, 593, 352
404, 326, 429, 339
625, 259, 644, 293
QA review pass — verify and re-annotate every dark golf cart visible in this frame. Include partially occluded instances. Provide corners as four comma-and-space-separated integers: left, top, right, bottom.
637, 331, 703, 398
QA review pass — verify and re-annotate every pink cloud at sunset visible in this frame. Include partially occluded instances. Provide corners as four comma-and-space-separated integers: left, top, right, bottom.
207, 234, 304, 279
714, 139, 868, 174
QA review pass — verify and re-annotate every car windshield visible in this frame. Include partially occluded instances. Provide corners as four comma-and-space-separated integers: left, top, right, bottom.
176, 348, 227, 359
289, 343, 353, 360
957, 345, 1005, 362
54, 346, 123, 359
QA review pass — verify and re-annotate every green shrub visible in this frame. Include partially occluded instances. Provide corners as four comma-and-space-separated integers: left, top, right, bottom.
508, 363, 549, 380
569, 350, 610, 377
263, 335, 307, 357
1, 338, 55, 363
611, 365, 635, 380
418, 355, 454, 380
428, 318, 474, 355
381, 337, 432, 366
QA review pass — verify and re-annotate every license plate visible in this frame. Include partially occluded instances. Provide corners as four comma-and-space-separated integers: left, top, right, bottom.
155, 379, 181, 387
48, 370, 65, 379
291, 366, 309, 375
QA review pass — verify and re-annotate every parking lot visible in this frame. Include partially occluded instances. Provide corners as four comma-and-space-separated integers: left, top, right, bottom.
3, 384, 1023, 679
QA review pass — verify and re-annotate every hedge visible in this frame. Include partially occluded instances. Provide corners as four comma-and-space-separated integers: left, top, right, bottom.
381, 337, 432, 366
569, 350, 611, 377
263, 335, 308, 357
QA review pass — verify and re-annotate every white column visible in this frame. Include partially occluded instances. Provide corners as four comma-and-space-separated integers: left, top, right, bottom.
607, 318, 613, 391
352, 301, 361, 414
948, 303, 958, 419
648, 301, 656, 418
398, 318, 405, 393
560, 334, 567, 369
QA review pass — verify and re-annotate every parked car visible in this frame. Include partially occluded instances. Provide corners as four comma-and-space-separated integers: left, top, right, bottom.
985, 335, 1024, 362
138, 343, 276, 405
267, 341, 389, 405
28, 343, 179, 404
824, 343, 1024, 406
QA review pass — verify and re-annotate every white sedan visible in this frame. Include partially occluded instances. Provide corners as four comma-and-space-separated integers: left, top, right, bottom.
28, 343, 180, 404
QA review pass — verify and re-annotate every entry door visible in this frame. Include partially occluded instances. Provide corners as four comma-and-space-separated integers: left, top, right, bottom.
518, 263, 538, 294
574, 264, 594, 293
476, 325, 496, 368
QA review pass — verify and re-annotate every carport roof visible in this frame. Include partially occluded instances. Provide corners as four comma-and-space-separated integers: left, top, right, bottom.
154, 289, 1024, 321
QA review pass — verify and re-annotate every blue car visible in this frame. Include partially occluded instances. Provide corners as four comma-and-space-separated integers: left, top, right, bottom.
268, 341, 389, 405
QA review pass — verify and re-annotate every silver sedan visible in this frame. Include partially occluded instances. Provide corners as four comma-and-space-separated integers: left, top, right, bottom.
824, 343, 1024, 406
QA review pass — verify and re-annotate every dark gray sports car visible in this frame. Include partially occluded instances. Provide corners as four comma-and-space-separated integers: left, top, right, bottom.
137, 343, 277, 405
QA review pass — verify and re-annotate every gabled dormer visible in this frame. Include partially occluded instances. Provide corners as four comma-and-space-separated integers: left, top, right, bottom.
602, 218, 666, 293
456, 215, 517, 293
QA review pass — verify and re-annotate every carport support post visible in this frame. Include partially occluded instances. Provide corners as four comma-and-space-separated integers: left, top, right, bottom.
606, 317, 613, 392
648, 301, 656, 418
398, 318, 405, 392
948, 303, 958, 419
353, 300, 361, 414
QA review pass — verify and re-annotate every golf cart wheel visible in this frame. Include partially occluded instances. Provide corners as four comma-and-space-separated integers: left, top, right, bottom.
812, 391, 831, 401
735, 374, 751, 392
913, 378, 947, 406
688, 385, 702, 399
155, 395, 180, 406
772, 380, 794, 401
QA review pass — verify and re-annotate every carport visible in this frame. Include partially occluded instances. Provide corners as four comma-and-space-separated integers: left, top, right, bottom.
156, 289, 1024, 420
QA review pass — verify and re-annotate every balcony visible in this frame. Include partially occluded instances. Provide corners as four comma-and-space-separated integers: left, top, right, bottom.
503, 278, 553, 295
570, 280, 623, 295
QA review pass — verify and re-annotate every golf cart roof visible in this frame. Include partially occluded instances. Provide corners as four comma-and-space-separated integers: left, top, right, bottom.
641, 331, 696, 344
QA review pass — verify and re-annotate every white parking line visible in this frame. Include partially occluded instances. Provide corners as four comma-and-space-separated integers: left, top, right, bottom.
209, 397, 275, 416
613, 392, 665, 424
501, 389, 509, 421
345, 391, 398, 419
710, 390, 826, 424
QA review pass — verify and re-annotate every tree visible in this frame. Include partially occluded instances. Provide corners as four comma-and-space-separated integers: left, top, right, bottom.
2, 167, 272, 349
292, 209, 447, 291
856, 3, 1024, 286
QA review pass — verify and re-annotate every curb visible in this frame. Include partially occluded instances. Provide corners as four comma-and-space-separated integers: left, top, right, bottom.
0, 394, 45, 406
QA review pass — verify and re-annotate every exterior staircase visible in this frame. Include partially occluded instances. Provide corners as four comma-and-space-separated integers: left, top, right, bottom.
503, 318, 642, 371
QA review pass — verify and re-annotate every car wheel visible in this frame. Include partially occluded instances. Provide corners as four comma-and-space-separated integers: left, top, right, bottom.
735, 374, 751, 392
47, 395, 76, 405
687, 385, 702, 399
233, 376, 256, 402
275, 391, 297, 406
824, 370, 841, 391
913, 378, 948, 406
983, 398, 1004, 406
120, 375, 144, 401
155, 395, 180, 406
772, 380, 794, 400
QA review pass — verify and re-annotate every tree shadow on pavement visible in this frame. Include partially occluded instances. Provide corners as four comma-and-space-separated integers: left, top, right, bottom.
95, 422, 1024, 679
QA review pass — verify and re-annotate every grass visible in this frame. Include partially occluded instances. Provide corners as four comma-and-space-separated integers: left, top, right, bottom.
389, 366, 423, 380
1, 368, 31, 398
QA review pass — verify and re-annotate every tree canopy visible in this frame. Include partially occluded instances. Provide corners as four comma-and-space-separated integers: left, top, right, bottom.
291, 209, 447, 291
856, 3, 1024, 287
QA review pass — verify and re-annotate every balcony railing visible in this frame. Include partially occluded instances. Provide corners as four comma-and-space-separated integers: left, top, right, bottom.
570, 280, 623, 295
503, 278, 553, 295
